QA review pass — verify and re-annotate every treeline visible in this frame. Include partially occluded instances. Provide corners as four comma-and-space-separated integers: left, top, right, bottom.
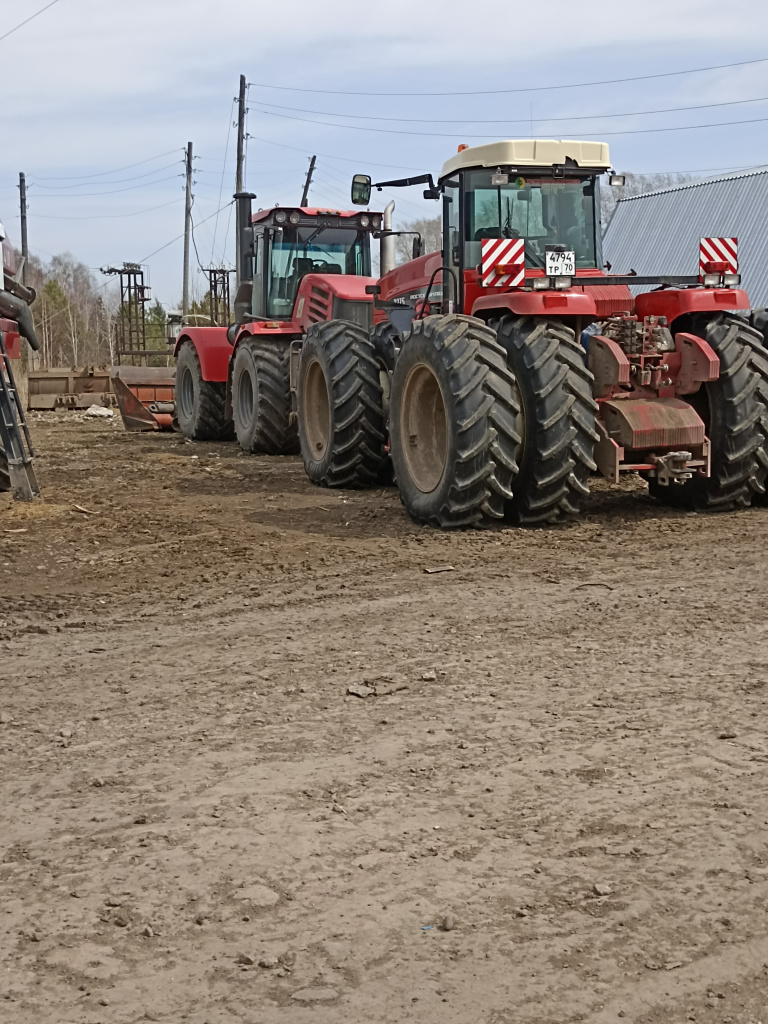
16, 250, 217, 368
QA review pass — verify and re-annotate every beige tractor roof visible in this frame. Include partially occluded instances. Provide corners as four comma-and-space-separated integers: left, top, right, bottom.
440, 140, 611, 180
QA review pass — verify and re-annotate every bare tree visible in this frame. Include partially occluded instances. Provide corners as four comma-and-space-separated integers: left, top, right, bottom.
394, 216, 442, 265
601, 172, 695, 233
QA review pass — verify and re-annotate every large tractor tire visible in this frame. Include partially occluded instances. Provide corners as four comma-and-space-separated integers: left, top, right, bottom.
0, 445, 9, 492
494, 315, 598, 524
232, 338, 298, 455
175, 341, 234, 442
649, 312, 768, 510
388, 314, 519, 529
297, 319, 386, 488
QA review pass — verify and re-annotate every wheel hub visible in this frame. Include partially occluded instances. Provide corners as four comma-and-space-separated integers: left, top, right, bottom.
303, 358, 331, 461
399, 363, 447, 493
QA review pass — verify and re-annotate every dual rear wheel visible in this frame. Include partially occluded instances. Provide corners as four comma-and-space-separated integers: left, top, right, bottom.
292, 310, 768, 526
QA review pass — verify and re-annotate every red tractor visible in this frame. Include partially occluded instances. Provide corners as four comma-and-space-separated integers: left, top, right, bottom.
173, 197, 386, 463
289, 139, 768, 526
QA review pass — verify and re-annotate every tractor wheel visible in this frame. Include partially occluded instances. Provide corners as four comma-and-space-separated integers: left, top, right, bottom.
389, 314, 519, 528
297, 319, 386, 488
494, 315, 598, 524
649, 312, 768, 510
175, 341, 234, 442
0, 445, 9, 492
370, 320, 401, 484
232, 338, 298, 455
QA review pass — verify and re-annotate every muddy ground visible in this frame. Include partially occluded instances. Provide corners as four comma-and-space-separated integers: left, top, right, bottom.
2, 411, 768, 1024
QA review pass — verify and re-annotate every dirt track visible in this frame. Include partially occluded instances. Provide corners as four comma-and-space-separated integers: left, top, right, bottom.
2, 412, 768, 1024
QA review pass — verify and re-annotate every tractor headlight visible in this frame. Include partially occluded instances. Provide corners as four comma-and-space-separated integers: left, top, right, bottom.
702, 273, 720, 286
274, 210, 287, 224
553, 276, 572, 290
723, 273, 740, 286
289, 210, 301, 225
371, 216, 381, 230
359, 214, 370, 227
532, 277, 550, 291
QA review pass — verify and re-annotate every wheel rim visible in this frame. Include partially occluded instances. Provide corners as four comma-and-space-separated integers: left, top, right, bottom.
511, 378, 526, 457
237, 360, 255, 426
178, 365, 195, 420
399, 362, 447, 493
303, 358, 331, 462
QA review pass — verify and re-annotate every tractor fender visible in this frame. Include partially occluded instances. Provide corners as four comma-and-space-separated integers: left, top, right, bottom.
471, 290, 598, 320
635, 287, 750, 325
174, 327, 232, 383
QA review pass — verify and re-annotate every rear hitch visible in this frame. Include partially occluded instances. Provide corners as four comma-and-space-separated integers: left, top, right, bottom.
649, 450, 694, 486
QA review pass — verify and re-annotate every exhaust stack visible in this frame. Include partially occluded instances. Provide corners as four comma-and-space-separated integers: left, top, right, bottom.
233, 192, 256, 326
380, 201, 396, 277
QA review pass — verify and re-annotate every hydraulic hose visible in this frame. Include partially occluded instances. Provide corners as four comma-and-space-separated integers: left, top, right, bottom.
0, 288, 41, 351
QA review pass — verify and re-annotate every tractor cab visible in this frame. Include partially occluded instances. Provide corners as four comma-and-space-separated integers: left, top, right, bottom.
234, 201, 382, 325
352, 140, 622, 316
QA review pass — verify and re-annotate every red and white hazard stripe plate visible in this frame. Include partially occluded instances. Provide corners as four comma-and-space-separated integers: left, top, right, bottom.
700, 237, 738, 273
481, 238, 524, 288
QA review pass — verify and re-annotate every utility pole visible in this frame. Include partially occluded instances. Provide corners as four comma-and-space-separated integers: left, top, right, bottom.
300, 155, 316, 207
18, 173, 28, 286
182, 141, 193, 319
235, 74, 247, 292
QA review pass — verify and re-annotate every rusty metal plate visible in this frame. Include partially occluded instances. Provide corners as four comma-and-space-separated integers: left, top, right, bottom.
602, 397, 706, 450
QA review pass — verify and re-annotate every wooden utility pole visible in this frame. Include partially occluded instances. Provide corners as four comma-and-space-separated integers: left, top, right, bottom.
18, 173, 28, 286
182, 141, 193, 319
300, 155, 316, 207
235, 74, 247, 292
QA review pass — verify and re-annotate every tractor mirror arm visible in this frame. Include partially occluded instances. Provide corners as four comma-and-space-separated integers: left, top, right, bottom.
373, 173, 437, 192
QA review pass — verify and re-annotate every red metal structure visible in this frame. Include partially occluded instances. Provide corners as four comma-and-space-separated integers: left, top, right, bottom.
288, 140, 768, 526
0, 220, 41, 500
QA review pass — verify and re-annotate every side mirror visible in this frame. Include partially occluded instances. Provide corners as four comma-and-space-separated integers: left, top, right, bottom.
351, 174, 372, 206
412, 236, 423, 260
609, 174, 626, 187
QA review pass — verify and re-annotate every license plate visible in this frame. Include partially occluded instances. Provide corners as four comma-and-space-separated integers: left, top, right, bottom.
545, 250, 575, 276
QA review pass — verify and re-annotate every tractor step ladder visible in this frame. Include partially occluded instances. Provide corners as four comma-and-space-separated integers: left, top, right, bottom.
0, 331, 39, 501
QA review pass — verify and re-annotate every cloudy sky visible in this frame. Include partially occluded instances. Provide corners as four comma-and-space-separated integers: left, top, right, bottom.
2, 0, 767, 304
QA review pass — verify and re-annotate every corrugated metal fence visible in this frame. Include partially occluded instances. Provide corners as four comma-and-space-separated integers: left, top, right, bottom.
603, 167, 768, 309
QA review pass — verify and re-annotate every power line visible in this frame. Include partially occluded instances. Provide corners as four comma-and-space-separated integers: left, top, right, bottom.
139, 200, 234, 264
31, 149, 181, 181
253, 93, 768, 126
253, 105, 768, 139
247, 133, 427, 172
248, 55, 768, 97
0, 0, 62, 44
31, 161, 183, 190
25, 174, 183, 198
211, 97, 237, 264
31, 198, 183, 221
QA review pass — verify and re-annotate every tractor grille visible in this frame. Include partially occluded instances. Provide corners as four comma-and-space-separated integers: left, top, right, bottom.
332, 298, 373, 331
307, 286, 331, 323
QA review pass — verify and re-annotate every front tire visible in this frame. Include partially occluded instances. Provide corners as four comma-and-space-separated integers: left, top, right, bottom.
649, 312, 768, 510
389, 314, 519, 528
232, 338, 298, 455
175, 341, 234, 442
494, 315, 598, 524
297, 320, 386, 488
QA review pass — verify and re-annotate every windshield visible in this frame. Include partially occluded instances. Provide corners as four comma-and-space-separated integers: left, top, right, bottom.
464, 171, 597, 271
267, 225, 371, 318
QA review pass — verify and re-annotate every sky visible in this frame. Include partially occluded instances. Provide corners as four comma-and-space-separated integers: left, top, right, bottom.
1, 0, 767, 307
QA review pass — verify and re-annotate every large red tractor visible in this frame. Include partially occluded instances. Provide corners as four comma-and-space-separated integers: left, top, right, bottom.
290, 139, 768, 526
173, 197, 386, 463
